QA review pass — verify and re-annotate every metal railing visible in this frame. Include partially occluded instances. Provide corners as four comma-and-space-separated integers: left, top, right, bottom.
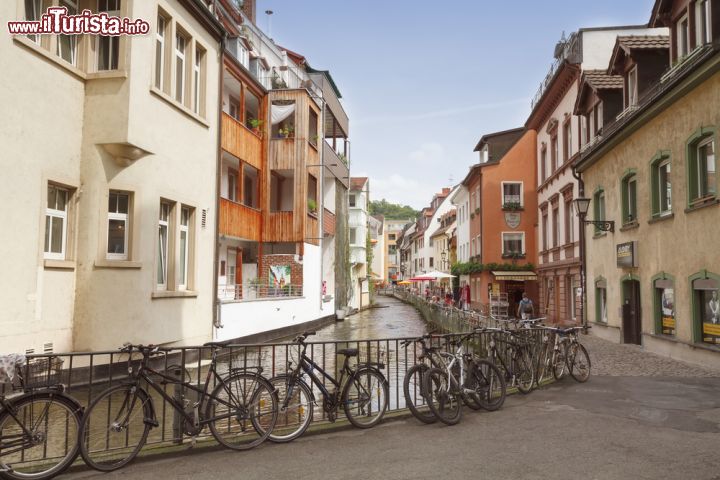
218, 283, 304, 301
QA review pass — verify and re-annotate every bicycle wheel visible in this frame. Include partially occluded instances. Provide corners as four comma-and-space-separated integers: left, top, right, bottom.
402, 364, 436, 424
265, 375, 313, 443
513, 348, 535, 394
342, 368, 388, 429
534, 342, 552, 386
208, 372, 277, 450
78, 384, 152, 472
469, 359, 506, 411
552, 346, 567, 380
566, 343, 591, 383
422, 367, 462, 426
459, 360, 483, 411
0, 392, 82, 480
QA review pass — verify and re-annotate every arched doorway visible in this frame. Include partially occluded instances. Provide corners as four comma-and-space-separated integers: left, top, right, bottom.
621, 277, 642, 345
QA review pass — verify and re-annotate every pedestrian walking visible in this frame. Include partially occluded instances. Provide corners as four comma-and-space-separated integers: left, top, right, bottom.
517, 292, 535, 320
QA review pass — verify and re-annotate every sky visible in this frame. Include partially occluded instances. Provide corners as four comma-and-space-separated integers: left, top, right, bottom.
259, 0, 656, 209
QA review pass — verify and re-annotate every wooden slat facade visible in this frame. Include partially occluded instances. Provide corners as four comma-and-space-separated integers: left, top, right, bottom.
305, 214, 319, 246
221, 112, 263, 170
264, 212, 295, 242
323, 208, 336, 236
219, 198, 261, 241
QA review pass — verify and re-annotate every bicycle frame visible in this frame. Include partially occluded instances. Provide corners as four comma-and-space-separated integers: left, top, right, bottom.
284, 342, 350, 407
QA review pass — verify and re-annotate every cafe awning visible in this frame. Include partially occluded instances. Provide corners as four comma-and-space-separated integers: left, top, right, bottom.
492, 271, 537, 281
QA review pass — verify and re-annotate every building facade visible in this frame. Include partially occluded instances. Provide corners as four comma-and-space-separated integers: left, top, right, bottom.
575, 0, 720, 367
348, 177, 370, 310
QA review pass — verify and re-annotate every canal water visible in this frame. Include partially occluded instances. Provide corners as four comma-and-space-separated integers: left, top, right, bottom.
312, 295, 428, 341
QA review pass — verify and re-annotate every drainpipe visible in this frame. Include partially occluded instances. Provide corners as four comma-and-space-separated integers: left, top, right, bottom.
318, 96, 326, 312
213, 34, 227, 333
572, 165, 587, 328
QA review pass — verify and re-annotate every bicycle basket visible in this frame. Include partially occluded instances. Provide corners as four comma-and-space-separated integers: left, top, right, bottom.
19, 357, 65, 390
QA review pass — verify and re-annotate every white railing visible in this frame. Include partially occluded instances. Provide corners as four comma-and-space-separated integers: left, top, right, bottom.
218, 283, 304, 301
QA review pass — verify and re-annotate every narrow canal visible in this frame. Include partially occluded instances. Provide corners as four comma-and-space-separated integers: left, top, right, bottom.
312, 294, 428, 341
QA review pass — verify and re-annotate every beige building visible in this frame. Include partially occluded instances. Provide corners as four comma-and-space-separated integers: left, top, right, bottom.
1, 0, 223, 353
384, 219, 408, 283
575, 0, 720, 367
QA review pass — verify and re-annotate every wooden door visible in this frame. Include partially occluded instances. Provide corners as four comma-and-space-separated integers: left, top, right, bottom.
622, 280, 642, 345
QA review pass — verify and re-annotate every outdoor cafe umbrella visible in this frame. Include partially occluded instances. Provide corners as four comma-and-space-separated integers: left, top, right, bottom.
423, 271, 456, 279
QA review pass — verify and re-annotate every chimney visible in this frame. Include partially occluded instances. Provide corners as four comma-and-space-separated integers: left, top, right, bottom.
241, 0, 256, 24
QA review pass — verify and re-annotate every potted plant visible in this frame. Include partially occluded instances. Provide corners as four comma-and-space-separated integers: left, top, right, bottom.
338, 153, 347, 164
307, 198, 318, 215
278, 125, 295, 139
474, 207, 480, 215
470, 212, 475, 220
502, 201, 522, 211
248, 118, 263, 136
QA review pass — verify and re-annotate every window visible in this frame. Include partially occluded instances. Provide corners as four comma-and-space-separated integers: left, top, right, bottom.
107, 191, 130, 260
593, 189, 606, 235
690, 136, 717, 202
45, 185, 69, 260
502, 232, 524, 256
621, 173, 638, 224
307, 174, 318, 213
97, 0, 120, 71
566, 276, 576, 321
429, 257, 434, 268
270, 170, 294, 212
155, 14, 166, 90
227, 168, 238, 202
243, 164, 259, 209
349, 194, 357, 208
502, 182, 522, 207
692, 275, 720, 345
580, 116, 587, 147
626, 67, 638, 107
236, 39, 249, 68
565, 198, 574, 244
541, 211, 548, 251
654, 277, 675, 336
651, 153, 672, 216
175, 32, 187, 104
350, 228, 358, 245
271, 100, 296, 138
677, 14, 690, 59
563, 120, 572, 162
57, 0, 78, 65
550, 135, 558, 173
193, 47, 204, 115
25, 0, 43, 43
540, 145, 547, 183
552, 206, 559, 247
228, 96, 241, 121
696, 0, 712, 46
157, 201, 171, 289
244, 89, 259, 130
309, 108, 319, 147
595, 278, 608, 323
178, 207, 191, 290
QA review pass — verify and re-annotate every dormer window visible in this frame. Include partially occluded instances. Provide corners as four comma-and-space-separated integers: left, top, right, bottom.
677, 14, 690, 59
627, 67, 638, 107
696, 0, 712, 46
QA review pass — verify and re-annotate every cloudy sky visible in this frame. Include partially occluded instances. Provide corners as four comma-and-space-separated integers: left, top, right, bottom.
261, 0, 655, 209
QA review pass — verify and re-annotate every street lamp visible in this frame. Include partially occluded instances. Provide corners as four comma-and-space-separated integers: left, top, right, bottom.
573, 197, 614, 233
441, 250, 447, 271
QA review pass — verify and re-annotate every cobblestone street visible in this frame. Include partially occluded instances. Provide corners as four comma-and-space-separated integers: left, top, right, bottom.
583, 334, 720, 377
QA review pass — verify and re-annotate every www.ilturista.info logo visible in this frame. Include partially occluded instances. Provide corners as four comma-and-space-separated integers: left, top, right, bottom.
7, 7, 150, 36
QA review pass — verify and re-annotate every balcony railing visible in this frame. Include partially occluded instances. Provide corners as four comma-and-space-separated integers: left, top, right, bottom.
219, 198, 261, 241
218, 282, 304, 301
531, 32, 581, 110
221, 113, 263, 170
265, 211, 295, 242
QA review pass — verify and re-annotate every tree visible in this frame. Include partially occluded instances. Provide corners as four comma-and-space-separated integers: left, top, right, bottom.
369, 199, 419, 220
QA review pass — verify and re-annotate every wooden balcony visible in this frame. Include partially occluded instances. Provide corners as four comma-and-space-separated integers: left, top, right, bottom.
221, 112, 262, 170
306, 213, 319, 246
323, 208, 336, 236
269, 137, 298, 170
264, 212, 295, 242
219, 198, 261, 241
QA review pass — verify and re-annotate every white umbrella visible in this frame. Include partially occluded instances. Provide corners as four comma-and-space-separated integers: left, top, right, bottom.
423, 271, 456, 279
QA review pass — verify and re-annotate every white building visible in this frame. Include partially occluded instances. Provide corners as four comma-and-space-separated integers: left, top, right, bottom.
349, 177, 370, 310
369, 215, 385, 284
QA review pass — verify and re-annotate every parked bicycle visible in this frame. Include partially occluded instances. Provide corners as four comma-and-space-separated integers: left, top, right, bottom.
401, 332, 443, 424
266, 332, 389, 443
0, 355, 83, 480
484, 327, 536, 394
422, 331, 506, 426
78, 343, 277, 472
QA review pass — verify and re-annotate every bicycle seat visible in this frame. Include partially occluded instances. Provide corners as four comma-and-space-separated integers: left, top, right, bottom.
337, 348, 359, 357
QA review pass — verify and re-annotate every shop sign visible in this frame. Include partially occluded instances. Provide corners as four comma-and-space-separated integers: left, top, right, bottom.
616, 241, 638, 268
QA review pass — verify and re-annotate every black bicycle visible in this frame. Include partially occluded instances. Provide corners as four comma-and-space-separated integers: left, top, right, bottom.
484, 328, 536, 394
77, 343, 277, 472
0, 356, 83, 480
266, 332, 389, 443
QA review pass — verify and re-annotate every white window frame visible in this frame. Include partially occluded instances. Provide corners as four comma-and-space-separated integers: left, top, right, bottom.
175, 32, 186, 104
501, 181, 523, 207
178, 206, 190, 290
107, 192, 129, 260
677, 13, 690, 59
349, 194, 357, 208
97, 0, 120, 71
564, 120, 572, 161
193, 48, 201, 114
552, 206, 560, 248
157, 201, 171, 290
237, 39, 249, 68
25, 0, 43, 43
155, 15, 166, 90
44, 185, 69, 260
696, 0, 712, 45
57, 0, 78, 65
658, 158, 672, 214
501, 232, 525, 256
627, 67, 638, 107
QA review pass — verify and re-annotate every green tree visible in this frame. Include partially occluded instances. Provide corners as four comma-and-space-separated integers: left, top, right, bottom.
369, 199, 419, 220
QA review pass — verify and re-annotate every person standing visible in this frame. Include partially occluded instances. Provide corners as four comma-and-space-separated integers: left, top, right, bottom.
517, 292, 535, 320
709, 290, 720, 324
